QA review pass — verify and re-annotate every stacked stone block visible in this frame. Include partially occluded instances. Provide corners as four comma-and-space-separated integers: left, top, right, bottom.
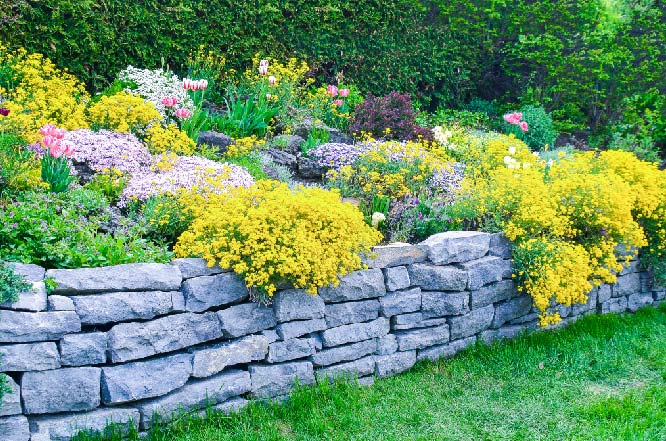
0, 234, 663, 440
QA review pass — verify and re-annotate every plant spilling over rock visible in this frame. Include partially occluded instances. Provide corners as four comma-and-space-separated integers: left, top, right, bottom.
0, 261, 30, 304
350, 92, 432, 142
174, 181, 382, 297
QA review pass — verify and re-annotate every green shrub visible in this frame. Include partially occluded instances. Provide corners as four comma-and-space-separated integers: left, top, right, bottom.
0, 260, 31, 304
505, 105, 558, 150
0, 132, 42, 196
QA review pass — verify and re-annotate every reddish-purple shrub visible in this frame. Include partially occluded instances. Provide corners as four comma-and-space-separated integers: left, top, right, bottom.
350, 92, 433, 141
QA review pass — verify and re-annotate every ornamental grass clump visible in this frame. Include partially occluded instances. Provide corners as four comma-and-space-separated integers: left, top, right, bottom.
174, 181, 382, 298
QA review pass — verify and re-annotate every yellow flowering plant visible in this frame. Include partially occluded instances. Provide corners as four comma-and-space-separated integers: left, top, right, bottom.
223, 136, 266, 159
145, 124, 196, 155
174, 181, 382, 298
86, 91, 162, 135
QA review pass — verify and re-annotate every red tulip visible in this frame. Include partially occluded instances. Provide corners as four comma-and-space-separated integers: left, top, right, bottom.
0, 108, 9, 116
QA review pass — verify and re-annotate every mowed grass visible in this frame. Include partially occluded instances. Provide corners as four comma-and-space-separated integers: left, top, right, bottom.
81, 303, 666, 441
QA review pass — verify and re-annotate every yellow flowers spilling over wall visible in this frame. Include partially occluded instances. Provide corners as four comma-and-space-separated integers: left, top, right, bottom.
224, 136, 266, 159
145, 124, 196, 156
0, 43, 89, 142
86, 92, 162, 135
174, 181, 382, 297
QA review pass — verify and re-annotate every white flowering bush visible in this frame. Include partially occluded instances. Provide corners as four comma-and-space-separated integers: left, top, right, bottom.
117, 67, 194, 118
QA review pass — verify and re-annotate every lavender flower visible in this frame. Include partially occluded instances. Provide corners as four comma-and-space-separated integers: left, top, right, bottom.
309, 143, 371, 170
65, 129, 153, 175
429, 162, 465, 203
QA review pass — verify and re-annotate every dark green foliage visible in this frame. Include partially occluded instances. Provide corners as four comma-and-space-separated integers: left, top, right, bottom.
505, 105, 558, 150
0, 260, 30, 304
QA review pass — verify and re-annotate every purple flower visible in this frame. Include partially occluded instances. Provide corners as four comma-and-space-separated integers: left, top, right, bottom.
309, 143, 371, 170
65, 129, 153, 175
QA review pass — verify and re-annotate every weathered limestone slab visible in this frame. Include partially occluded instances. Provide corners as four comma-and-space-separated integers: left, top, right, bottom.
315, 356, 375, 383
137, 369, 251, 429
318, 269, 386, 303
383, 266, 411, 291
488, 233, 512, 259
320, 318, 390, 347
59, 332, 107, 366
418, 231, 490, 265
395, 324, 450, 351
6, 262, 45, 282
0, 311, 80, 343
181, 273, 248, 313
0, 282, 47, 312
613, 273, 640, 297
267, 338, 317, 363
47, 295, 75, 311
600, 297, 628, 314
101, 353, 192, 404
375, 350, 416, 378
273, 289, 325, 322
0, 376, 21, 416
597, 284, 612, 303
449, 304, 495, 340
627, 292, 653, 312
492, 296, 533, 328
275, 318, 327, 340
30, 408, 140, 441
417, 336, 477, 362
249, 361, 315, 398
421, 291, 469, 318
458, 256, 505, 290
70, 291, 176, 325
22, 367, 101, 414
108, 312, 221, 363
470, 280, 516, 309
311, 339, 377, 366
572, 289, 598, 316
46, 263, 182, 294
391, 314, 447, 331
324, 300, 379, 327
218, 303, 277, 338
379, 287, 421, 317
171, 258, 228, 279
0, 342, 60, 371
192, 334, 269, 378
408, 264, 468, 291
0, 415, 29, 441
364, 243, 426, 268
376, 334, 398, 355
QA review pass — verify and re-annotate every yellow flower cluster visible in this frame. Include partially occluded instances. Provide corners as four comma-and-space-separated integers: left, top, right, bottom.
174, 181, 382, 297
0, 43, 89, 142
245, 54, 312, 87
224, 136, 266, 159
145, 124, 196, 155
86, 92, 162, 135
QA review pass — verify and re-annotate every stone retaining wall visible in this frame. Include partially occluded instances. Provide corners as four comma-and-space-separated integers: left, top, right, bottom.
1, 232, 663, 440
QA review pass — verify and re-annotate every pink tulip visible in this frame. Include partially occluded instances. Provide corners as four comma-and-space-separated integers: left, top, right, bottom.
54, 128, 67, 139
503, 113, 520, 125
198, 79, 208, 90
519, 121, 529, 132
338, 88, 350, 97
40, 124, 55, 136
41, 135, 58, 150
326, 85, 338, 97
161, 97, 178, 107
515, 112, 523, 121
332, 99, 344, 106
259, 59, 269, 67
48, 142, 65, 158
183, 78, 193, 90
268, 75, 276, 86
175, 108, 192, 119
62, 142, 75, 157
258, 65, 268, 75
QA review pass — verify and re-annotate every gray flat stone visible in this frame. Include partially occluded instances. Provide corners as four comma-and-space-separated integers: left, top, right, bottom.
47, 295, 75, 311
0, 282, 47, 312
70, 291, 176, 325
319, 269, 386, 303
108, 312, 221, 363
391, 315, 447, 331
383, 266, 411, 291
600, 297, 628, 314
0, 311, 80, 343
0, 415, 29, 441
6, 262, 45, 282
261, 329, 280, 343
46, 263, 182, 294
268, 338, 317, 363
320, 318, 389, 347
101, 353, 192, 404
627, 292, 653, 312
571, 289, 598, 316
408, 264, 468, 291
614, 273, 640, 297
30, 407, 139, 441
22, 367, 100, 414
59, 332, 107, 366
488, 233, 512, 258
418, 231, 490, 265
311, 339, 377, 366
0, 376, 21, 416
273, 289, 325, 322
379, 287, 421, 317
422, 291, 469, 318
376, 334, 398, 355
417, 336, 477, 361
375, 350, 416, 378
597, 284, 612, 303
192, 334, 269, 378
210, 396, 248, 415
364, 243, 427, 268
315, 356, 375, 383
181, 273, 248, 313
0, 342, 60, 371
395, 324, 450, 350
137, 369, 251, 429
449, 304, 495, 339
276, 318, 327, 340
218, 303, 277, 338
171, 258, 228, 279
470, 280, 516, 309
249, 361, 315, 398
492, 296, 533, 328
325, 300, 379, 327
458, 256, 505, 290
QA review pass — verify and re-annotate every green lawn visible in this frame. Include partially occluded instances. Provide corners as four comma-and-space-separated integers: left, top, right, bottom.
84, 303, 666, 441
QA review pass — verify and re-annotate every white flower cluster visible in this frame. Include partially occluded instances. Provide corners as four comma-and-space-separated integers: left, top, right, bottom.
433, 126, 455, 149
117, 66, 194, 118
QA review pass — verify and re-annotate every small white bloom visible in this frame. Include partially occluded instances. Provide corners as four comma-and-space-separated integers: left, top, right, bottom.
532, 151, 540, 157
547, 159, 554, 167
371, 212, 386, 228
508, 146, 516, 155
504, 155, 512, 164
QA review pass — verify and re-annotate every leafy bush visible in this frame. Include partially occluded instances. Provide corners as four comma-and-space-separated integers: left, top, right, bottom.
139, 195, 193, 247
0, 131, 43, 196
607, 132, 661, 164
84, 168, 128, 204
350, 92, 432, 141
174, 181, 382, 298
0, 261, 31, 304
504, 105, 557, 150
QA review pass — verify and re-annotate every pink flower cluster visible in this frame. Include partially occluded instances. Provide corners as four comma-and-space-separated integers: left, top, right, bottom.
326, 85, 350, 107
503, 112, 529, 132
161, 96, 192, 119
40, 125, 75, 158
259, 59, 269, 75
183, 78, 208, 91
65, 129, 153, 175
